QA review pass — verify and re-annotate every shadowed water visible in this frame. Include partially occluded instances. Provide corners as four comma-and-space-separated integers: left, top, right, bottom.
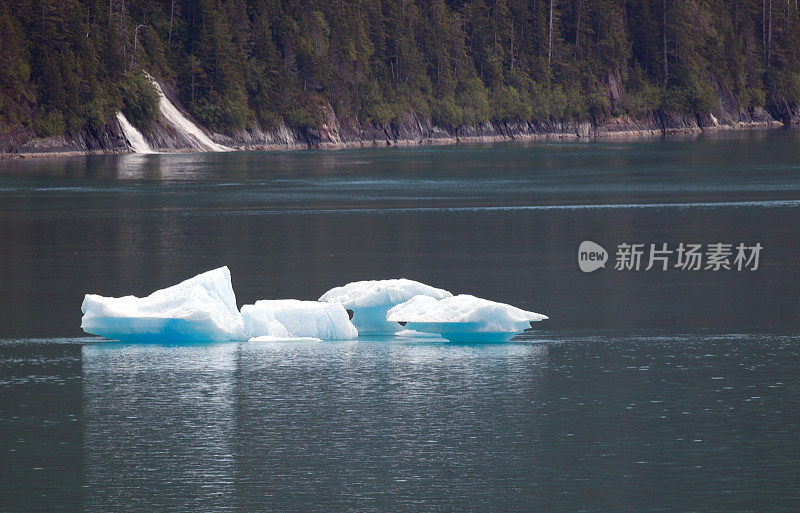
2, 335, 799, 512
1, 132, 800, 336
1, 132, 800, 511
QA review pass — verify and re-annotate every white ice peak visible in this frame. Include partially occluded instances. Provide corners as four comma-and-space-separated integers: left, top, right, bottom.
241, 299, 358, 341
387, 294, 548, 342
319, 279, 452, 335
81, 267, 244, 342
388, 294, 548, 326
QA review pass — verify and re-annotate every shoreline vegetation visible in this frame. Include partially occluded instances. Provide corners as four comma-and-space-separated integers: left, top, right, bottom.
2, 0, 799, 159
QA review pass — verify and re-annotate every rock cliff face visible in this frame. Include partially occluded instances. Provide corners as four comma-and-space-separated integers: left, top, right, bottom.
768, 94, 800, 127
0, 124, 129, 156
219, 105, 781, 153
2, 77, 797, 158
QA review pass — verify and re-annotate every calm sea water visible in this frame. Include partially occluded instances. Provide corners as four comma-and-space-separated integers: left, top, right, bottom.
1, 132, 800, 511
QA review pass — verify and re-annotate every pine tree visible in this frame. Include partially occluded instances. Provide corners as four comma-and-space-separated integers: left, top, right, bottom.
3, 0, 800, 139
0, 3, 32, 128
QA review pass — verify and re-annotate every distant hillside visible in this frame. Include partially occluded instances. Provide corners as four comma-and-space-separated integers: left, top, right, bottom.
1, 0, 799, 149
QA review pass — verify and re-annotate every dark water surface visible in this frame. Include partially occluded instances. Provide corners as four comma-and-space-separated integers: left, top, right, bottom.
2, 132, 800, 511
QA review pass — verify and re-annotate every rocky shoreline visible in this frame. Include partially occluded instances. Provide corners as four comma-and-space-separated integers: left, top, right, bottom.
0, 116, 789, 160
1, 120, 787, 161
1, 82, 795, 160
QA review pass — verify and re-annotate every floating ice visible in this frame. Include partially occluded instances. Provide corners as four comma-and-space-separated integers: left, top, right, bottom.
241, 299, 358, 341
319, 279, 452, 335
248, 335, 322, 343
387, 294, 548, 342
394, 329, 445, 340
81, 267, 245, 342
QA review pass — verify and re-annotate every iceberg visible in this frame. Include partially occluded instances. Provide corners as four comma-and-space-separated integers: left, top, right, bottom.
249, 335, 322, 343
81, 267, 245, 342
241, 299, 358, 341
386, 294, 548, 342
319, 279, 452, 335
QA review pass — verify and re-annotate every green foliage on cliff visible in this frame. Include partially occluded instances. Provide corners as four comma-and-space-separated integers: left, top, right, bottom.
2, 0, 800, 138
121, 72, 160, 132
0, 3, 32, 131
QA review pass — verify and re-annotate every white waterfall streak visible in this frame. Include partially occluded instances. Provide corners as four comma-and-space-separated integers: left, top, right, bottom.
116, 112, 153, 154
148, 78, 230, 152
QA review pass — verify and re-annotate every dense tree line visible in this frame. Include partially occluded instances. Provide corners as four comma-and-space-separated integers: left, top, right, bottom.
2, 0, 800, 137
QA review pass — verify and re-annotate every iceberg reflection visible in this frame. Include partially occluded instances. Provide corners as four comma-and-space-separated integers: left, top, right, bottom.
81, 339, 548, 511
82, 342, 238, 512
